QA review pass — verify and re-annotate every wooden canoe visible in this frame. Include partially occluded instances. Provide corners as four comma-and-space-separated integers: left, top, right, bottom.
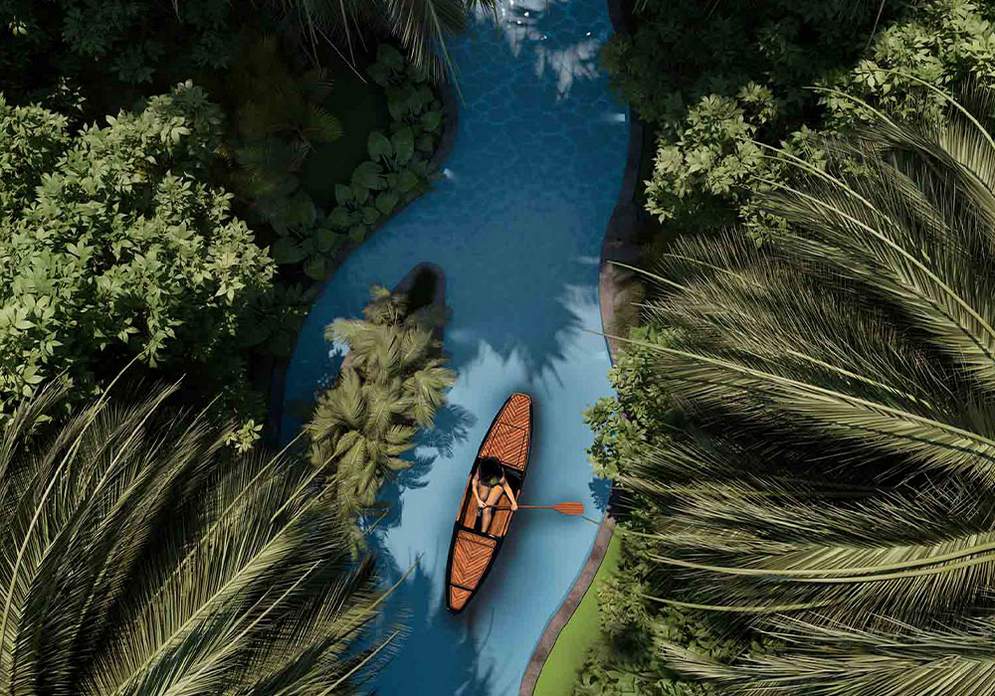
445, 392, 533, 613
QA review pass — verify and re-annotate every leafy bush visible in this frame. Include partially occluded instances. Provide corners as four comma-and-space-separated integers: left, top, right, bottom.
270, 44, 443, 281
0, 0, 233, 105
0, 82, 275, 420
823, 0, 995, 129
226, 34, 343, 238
585, 326, 681, 479
610, 0, 995, 241
603, 0, 874, 237
574, 532, 752, 696
602, 0, 887, 127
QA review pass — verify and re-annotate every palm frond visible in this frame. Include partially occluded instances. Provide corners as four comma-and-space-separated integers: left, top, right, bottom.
621, 84, 995, 688
0, 381, 392, 694
661, 616, 995, 696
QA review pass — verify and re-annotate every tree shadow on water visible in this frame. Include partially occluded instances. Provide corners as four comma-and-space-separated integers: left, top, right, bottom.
420, 403, 477, 459
443, 273, 601, 387
368, 554, 495, 695
589, 476, 611, 513
370, 402, 476, 532
430, 2, 624, 385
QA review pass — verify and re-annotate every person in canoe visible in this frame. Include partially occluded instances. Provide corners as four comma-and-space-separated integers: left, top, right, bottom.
472, 457, 518, 534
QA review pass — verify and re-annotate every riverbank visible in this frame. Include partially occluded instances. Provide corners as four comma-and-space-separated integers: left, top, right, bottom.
519, 0, 647, 692
534, 533, 622, 695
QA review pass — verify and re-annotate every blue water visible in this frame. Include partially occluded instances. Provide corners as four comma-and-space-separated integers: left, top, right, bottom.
281, 1, 628, 692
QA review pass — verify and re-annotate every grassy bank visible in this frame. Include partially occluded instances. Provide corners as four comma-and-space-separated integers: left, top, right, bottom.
534, 532, 622, 696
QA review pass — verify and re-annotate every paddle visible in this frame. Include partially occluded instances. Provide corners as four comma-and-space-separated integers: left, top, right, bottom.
495, 502, 585, 516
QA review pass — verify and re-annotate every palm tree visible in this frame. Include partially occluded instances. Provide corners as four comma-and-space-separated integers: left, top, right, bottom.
619, 84, 995, 694
271, 0, 495, 81
308, 366, 419, 517
308, 286, 455, 527
0, 379, 395, 694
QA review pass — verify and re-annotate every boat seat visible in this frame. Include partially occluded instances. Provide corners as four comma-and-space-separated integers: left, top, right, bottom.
459, 491, 513, 537
460, 497, 477, 528
489, 501, 513, 537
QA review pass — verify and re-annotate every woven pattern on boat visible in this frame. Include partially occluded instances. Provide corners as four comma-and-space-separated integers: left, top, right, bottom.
479, 394, 531, 470
479, 423, 528, 470
451, 530, 496, 589
503, 393, 531, 427
449, 586, 471, 611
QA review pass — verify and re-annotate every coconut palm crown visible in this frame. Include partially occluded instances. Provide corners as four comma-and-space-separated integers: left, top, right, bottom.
273, 0, 496, 81
623, 85, 995, 695
307, 285, 455, 528
0, 380, 394, 694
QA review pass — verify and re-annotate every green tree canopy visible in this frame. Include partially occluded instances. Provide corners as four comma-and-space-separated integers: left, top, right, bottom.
0, 82, 275, 419
0, 0, 233, 101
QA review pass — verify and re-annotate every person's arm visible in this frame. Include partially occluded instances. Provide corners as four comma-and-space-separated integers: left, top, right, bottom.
472, 472, 485, 507
503, 481, 518, 510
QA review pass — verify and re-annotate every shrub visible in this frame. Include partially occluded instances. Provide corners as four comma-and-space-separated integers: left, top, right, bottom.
271, 44, 444, 282
0, 82, 275, 420
0, 0, 234, 104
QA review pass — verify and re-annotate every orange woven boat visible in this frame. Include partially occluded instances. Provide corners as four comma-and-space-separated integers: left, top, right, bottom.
445, 392, 533, 613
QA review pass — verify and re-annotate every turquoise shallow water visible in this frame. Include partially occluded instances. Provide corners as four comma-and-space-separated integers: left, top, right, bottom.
281, 1, 628, 692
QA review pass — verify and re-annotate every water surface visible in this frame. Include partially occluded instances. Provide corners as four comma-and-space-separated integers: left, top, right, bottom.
282, 1, 628, 692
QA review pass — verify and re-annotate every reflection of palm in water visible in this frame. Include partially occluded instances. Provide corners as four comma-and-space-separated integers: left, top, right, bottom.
475, 0, 603, 98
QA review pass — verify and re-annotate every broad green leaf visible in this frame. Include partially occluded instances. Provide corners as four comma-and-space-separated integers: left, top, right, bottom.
392, 127, 415, 164
348, 224, 368, 243
368, 131, 393, 160
375, 191, 399, 216
361, 206, 380, 225
327, 206, 351, 229
334, 184, 353, 205
271, 237, 307, 265
303, 254, 327, 280
351, 161, 385, 190
421, 110, 442, 132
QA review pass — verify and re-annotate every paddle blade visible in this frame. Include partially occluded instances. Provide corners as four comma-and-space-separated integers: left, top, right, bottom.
552, 501, 585, 516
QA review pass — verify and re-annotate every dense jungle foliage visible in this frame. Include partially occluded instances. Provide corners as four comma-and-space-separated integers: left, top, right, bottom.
0, 1, 475, 689
603, 0, 995, 240
586, 1, 995, 694
0, 0, 470, 435
0, 84, 274, 423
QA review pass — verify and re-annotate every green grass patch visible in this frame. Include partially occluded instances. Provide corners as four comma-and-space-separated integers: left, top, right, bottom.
534, 531, 621, 696
300, 55, 391, 209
